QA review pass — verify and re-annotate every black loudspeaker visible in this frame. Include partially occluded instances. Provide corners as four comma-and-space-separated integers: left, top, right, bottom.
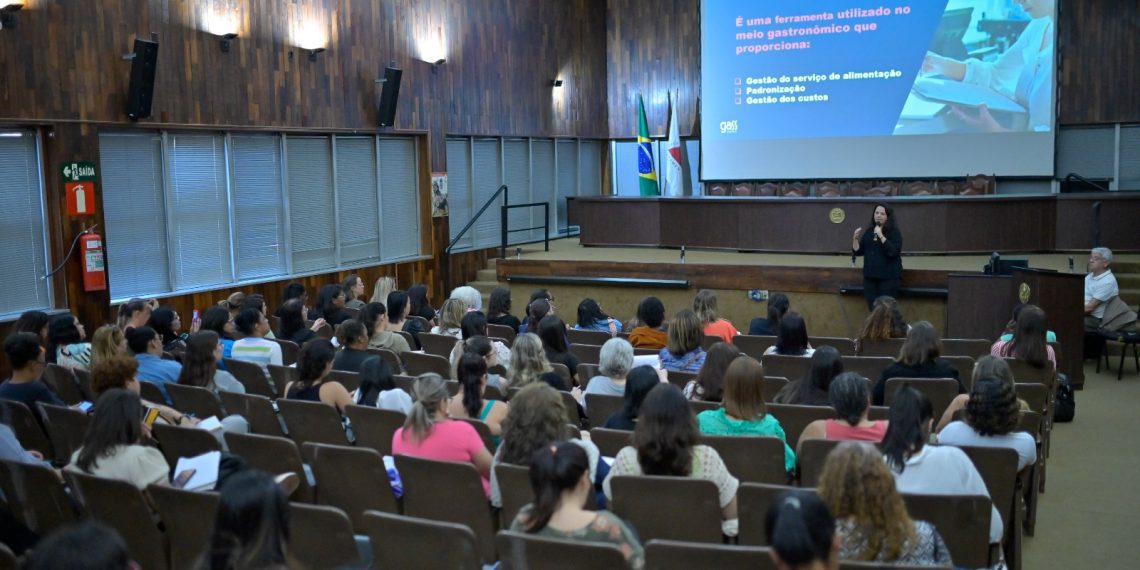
377, 66, 402, 127
126, 39, 159, 121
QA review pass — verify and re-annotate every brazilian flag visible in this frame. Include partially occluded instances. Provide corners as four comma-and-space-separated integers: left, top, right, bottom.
637, 95, 659, 196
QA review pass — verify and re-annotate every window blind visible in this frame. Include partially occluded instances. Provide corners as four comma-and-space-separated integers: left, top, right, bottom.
502, 139, 531, 243
579, 141, 602, 196
166, 133, 234, 290
471, 139, 504, 249
531, 140, 556, 240
555, 140, 579, 232
286, 136, 336, 273
230, 135, 288, 280
446, 138, 475, 252
378, 137, 421, 260
0, 131, 51, 316
335, 136, 381, 265
100, 132, 172, 298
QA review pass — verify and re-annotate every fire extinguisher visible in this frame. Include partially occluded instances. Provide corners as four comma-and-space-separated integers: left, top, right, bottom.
80, 231, 107, 292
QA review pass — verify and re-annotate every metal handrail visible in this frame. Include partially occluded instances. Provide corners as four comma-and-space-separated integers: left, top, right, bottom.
443, 184, 507, 291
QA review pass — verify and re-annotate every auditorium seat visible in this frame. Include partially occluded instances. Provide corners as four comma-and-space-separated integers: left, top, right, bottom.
290, 503, 363, 569
269, 338, 300, 366
267, 364, 298, 399
609, 475, 723, 543
755, 182, 780, 196
942, 339, 992, 358
218, 392, 284, 437
797, 438, 842, 487
344, 404, 405, 456
643, 539, 776, 570
767, 404, 836, 446
223, 358, 276, 398
139, 381, 167, 405
736, 335, 777, 360
840, 356, 894, 383
942, 355, 977, 390
566, 329, 611, 345
589, 427, 632, 457
366, 347, 403, 372
585, 394, 623, 429
956, 445, 1022, 569
665, 369, 697, 390
166, 383, 227, 419
702, 435, 789, 485
363, 511, 481, 570
402, 351, 454, 378
151, 423, 222, 469
760, 354, 812, 381
66, 471, 169, 570
569, 343, 601, 364
418, 332, 460, 358
762, 376, 788, 402
577, 363, 599, 387
497, 531, 630, 570
305, 443, 399, 529
148, 484, 219, 570
37, 402, 90, 460
810, 336, 856, 356
884, 377, 960, 420
901, 492, 993, 568
41, 363, 85, 405
457, 418, 495, 452
0, 459, 79, 536
736, 482, 809, 546
326, 369, 360, 392
731, 182, 754, 196
277, 398, 353, 449
0, 399, 52, 460
395, 454, 497, 564
224, 432, 314, 503
689, 399, 718, 415
486, 324, 517, 345
856, 338, 905, 357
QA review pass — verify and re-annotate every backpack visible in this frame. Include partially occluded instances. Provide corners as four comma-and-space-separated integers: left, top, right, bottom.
1053, 373, 1075, 423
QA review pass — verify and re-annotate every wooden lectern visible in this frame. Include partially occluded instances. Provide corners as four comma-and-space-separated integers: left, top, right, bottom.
947, 268, 1085, 388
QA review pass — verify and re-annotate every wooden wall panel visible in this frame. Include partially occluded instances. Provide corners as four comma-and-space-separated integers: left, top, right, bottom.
1057, 0, 1140, 125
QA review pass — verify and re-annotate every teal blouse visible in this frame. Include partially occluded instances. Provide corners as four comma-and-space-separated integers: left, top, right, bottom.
697, 407, 796, 472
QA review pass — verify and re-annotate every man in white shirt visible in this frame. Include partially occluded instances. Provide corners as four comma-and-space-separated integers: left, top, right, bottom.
1084, 247, 1119, 330
230, 308, 283, 372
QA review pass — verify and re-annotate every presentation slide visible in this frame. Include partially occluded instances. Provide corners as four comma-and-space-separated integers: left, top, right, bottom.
700, 0, 1057, 181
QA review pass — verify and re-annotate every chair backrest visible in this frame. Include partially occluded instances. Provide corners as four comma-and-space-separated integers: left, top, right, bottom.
840, 562, 941, 570
223, 432, 314, 503
551, 362, 572, 384
289, 503, 362, 569
402, 351, 454, 378
306, 442, 399, 528
496, 531, 629, 570
73, 367, 95, 400
810, 337, 856, 356
956, 445, 1020, 530
325, 370, 360, 392
366, 347, 404, 373
576, 364, 600, 387
767, 404, 836, 446
217, 391, 284, 437
152, 423, 222, 469
396, 330, 416, 348
269, 338, 300, 366
494, 463, 532, 528
665, 369, 697, 390
735, 335, 777, 360
484, 384, 506, 401
139, 381, 168, 404
588, 427, 632, 457
941, 356, 977, 390
0, 459, 79, 535
566, 329, 612, 346
609, 475, 723, 543
884, 377, 960, 420
222, 358, 276, 398
147, 484, 220, 570
315, 322, 334, 339
560, 391, 582, 427
633, 347, 659, 356
362, 510, 481, 570
857, 338, 905, 357
839, 356, 895, 384
458, 417, 495, 452
166, 383, 226, 420
485, 324, 517, 344
1018, 410, 1042, 436
66, 471, 170, 570
703, 435, 788, 484
700, 335, 722, 351
1003, 358, 1055, 387
942, 338, 992, 358
689, 399, 718, 415
276, 398, 351, 447
37, 402, 90, 461
419, 332, 460, 357
1014, 383, 1048, 414
901, 492, 992, 568
737, 483, 808, 546
0, 399, 52, 460
394, 454, 497, 564
644, 539, 776, 570
41, 363, 85, 405
760, 354, 812, 381
796, 438, 842, 487
569, 343, 602, 364
267, 364, 299, 399
868, 406, 891, 421
345, 404, 406, 456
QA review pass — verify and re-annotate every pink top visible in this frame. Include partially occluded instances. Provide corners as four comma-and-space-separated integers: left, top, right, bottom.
704, 320, 740, 344
990, 340, 1057, 369
393, 420, 490, 496
824, 419, 889, 442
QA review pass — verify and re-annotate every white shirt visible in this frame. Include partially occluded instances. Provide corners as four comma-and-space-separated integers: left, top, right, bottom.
892, 445, 1003, 544
963, 16, 1053, 131
1085, 270, 1119, 319
231, 337, 283, 371
938, 421, 1037, 471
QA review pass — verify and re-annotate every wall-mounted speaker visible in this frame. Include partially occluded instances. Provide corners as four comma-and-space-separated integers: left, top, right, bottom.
126, 39, 159, 121
378, 66, 402, 127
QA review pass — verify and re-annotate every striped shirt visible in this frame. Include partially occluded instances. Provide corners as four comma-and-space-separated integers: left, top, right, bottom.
230, 337, 283, 371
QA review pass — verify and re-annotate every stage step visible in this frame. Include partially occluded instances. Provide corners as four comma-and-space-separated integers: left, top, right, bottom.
476, 268, 498, 282
1112, 261, 1140, 273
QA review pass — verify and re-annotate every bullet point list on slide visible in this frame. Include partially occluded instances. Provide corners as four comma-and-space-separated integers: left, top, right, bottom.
734, 77, 741, 85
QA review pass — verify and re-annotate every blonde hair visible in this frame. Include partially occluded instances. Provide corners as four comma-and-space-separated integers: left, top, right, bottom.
402, 373, 449, 443
370, 276, 397, 304
90, 325, 125, 368
506, 333, 552, 388
818, 442, 916, 562
666, 309, 703, 356
438, 298, 467, 330
693, 290, 720, 325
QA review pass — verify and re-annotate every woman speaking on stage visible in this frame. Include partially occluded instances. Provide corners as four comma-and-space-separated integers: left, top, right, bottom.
852, 204, 903, 310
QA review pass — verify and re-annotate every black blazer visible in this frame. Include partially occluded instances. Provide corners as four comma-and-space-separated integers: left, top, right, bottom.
853, 225, 903, 280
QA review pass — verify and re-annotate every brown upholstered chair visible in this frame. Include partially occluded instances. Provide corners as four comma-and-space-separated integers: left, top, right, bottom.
762, 376, 789, 402
755, 182, 780, 196
366, 347, 403, 372
810, 336, 856, 356
780, 182, 810, 197
703, 435, 789, 484
902, 181, 937, 196
566, 329, 612, 346
222, 358, 276, 398
585, 395, 624, 430
0, 400, 52, 460
276, 398, 351, 448
218, 391, 284, 437
401, 351, 454, 378
767, 404, 836, 447
148, 484, 220, 570
418, 332, 460, 358
847, 180, 872, 196
840, 356, 895, 383
66, 471, 170, 570
644, 539, 776, 570
856, 338, 906, 357
151, 423, 222, 469
344, 404, 405, 457
289, 503, 362, 569
497, 531, 630, 570
166, 383, 226, 419
760, 354, 812, 382
706, 183, 728, 196
665, 369, 697, 390
395, 454, 497, 564
796, 438, 843, 487
305, 443, 399, 529
569, 343, 602, 365
735, 335, 777, 360
326, 370, 360, 392
902, 492, 993, 568
816, 181, 844, 197
942, 339, 992, 358
37, 402, 90, 461
884, 377, 961, 420
41, 363, 85, 405
610, 475, 724, 543
577, 364, 600, 387
735, 483, 806, 546
731, 182, 754, 196
588, 427, 632, 457
0, 459, 79, 536
224, 432, 314, 503
139, 381, 167, 406
362, 511, 482, 570
963, 174, 996, 195
268, 338, 300, 366
486, 324, 517, 345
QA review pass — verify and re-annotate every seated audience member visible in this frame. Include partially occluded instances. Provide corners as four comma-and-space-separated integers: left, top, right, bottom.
284, 339, 353, 412
118, 298, 153, 331
218, 292, 245, 320
1083, 246, 1118, 330
1, 332, 63, 409
991, 303, 1056, 369
883, 386, 1003, 545
431, 298, 467, 338
201, 470, 292, 570
176, 331, 245, 394
694, 289, 739, 342
603, 366, 662, 430
0, 395, 53, 467
13, 309, 51, 345
873, 321, 962, 406
24, 521, 133, 570
408, 283, 437, 324
387, 290, 427, 349
799, 373, 888, 450
764, 312, 813, 357
683, 341, 741, 402
90, 324, 127, 368
241, 295, 275, 340
697, 356, 796, 472
937, 355, 1028, 431
277, 298, 326, 346
361, 301, 411, 354
451, 336, 505, 388
200, 306, 237, 361
659, 309, 707, 373
46, 313, 91, 371
312, 284, 352, 327
818, 442, 951, 566
938, 377, 1037, 470
458, 311, 511, 368
765, 490, 841, 570
230, 308, 284, 372
65, 389, 170, 490
127, 326, 181, 403
354, 356, 412, 413
510, 442, 644, 569
774, 346, 843, 406
506, 333, 568, 391
854, 296, 908, 354
486, 286, 521, 332
448, 353, 509, 443
370, 276, 397, 305
604, 384, 740, 537
491, 383, 605, 508
749, 293, 790, 337
273, 282, 308, 319
585, 338, 635, 403
332, 320, 372, 373
627, 296, 668, 350
450, 285, 483, 313
999, 303, 1057, 343
519, 295, 553, 334
574, 298, 622, 335
539, 315, 580, 384
392, 373, 494, 496
342, 274, 367, 310
148, 306, 193, 353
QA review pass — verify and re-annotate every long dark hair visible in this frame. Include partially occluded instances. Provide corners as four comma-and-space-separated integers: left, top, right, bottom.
46, 313, 83, 364
866, 202, 897, 234
898, 321, 940, 366
148, 306, 180, 346
281, 282, 306, 304
774, 312, 809, 355
386, 291, 410, 324
408, 284, 432, 317
766, 293, 790, 329
488, 286, 512, 319
278, 299, 308, 340
525, 299, 551, 333
537, 315, 568, 354
765, 490, 836, 567
784, 346, 842, 404
296, 339, 335, 388
692, 342, 741, 402
14, 310, 51, 343
178, 331, 221, 389
201, 306, 234, 340
828, 372, 871, 427
334, 319, 367, 349
633, 384, 698, 476
76, 389, 143, 472
460, 311, 488, 340
523, 442, 589, 533
314, 284, 343, 319
356, 357, 397, 406
359, 302, 386, 338
576, 298, 609, 328
456, 352, 488, 418
881, 385, 933, 474
203, 469, 290, 570
1000, 304, 1049, 369
614, 366, 660, 424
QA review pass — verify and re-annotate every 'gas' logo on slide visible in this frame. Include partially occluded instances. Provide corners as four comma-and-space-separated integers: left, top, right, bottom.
719, 120, 739, 134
